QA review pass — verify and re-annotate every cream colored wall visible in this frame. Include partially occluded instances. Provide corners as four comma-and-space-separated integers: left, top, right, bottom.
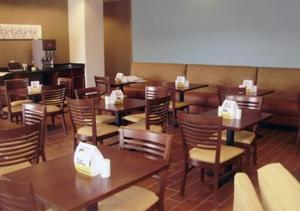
68, 0, 105, 87
0, 0, 69, 66
104, 0, 132, 78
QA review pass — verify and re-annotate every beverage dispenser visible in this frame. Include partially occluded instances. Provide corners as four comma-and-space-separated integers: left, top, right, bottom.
32, 39, 56, 69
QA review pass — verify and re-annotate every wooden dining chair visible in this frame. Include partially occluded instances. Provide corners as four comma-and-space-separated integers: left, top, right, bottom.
217, 85, 246, 106
58, 77, 72, 105
0, 86, 8, 119
22, 103, 47, 162
94, 76, 111, 95
0, 124, 40, 176
0, 177, 39, 211
67, 97, 119, 150
98, 128, 173, 211
224, 95, 262, 165
75, 87, 115, 124
296, 93, 300, 154
125, 95, 171, 133
177, 112, 244, 198
41, 85, 67, 135
4, 78, 32, 123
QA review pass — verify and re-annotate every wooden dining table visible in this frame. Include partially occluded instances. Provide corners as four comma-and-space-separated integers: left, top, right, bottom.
4, 145, 168, 211
200, 109, 273, 146
96, 98, 145, 126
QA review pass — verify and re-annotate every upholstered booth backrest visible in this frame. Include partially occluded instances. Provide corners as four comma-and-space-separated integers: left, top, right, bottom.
186, 65, 257, 86
258, 163, 300, 211
257, 67, 300, 92
131, 63, 187, 82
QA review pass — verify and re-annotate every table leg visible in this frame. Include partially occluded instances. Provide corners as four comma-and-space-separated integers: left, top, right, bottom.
85, 203, 98, 211
179, 91, 184, 102
119, 84, 124, 92
115, 112, 122, 126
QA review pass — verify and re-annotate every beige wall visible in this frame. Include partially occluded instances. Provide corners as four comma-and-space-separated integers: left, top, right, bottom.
104, 0, 132, 78
0, 0, 69, 67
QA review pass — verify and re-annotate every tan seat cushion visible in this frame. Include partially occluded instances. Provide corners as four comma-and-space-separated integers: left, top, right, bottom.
169, 101, 189, 110
96, 115, 115, 124
189, 145, 244, 164
123, 113, 145, 123
222, 130, 255, 145
0, 162, 31, 176
45, 105, 61, 113
2, 105, 22, 113
258, 163, 300, 211
10, 99, 32, 106
125, 122, 162, 133
233, 173, 264, 211
98, 186, 159, 211
77, 124, 119, 137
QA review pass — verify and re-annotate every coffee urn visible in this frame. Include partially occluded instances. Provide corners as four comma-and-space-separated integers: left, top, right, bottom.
32, 39, 56, 69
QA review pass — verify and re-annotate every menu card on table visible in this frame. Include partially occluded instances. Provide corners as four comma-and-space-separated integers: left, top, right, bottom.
218, 100, 242, 119
109, 90, 124, 105
240, 80, 257, 94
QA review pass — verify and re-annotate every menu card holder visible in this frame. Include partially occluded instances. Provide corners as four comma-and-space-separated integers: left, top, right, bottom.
175, 76, 189, 89
115, 72, 125, 83
109, 90, 124, 105
219, 100, 242, 119
30, 81, 41, 92
74, 142, 103, 177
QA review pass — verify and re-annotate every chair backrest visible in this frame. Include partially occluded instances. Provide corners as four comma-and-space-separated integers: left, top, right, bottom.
177, 112, 222, 164
94, 76, 111, 95
0, 86, 7, 114
119, 128, 172, 202
226, 95, 262, 111
22, 103, 47, 155
0, 177, 38, 211
146, 95, 170, 132
119, 128, 173, 162
75, 87, 103, 100
145, 85, 170, 99
41, 85, 65, 108
57, 77, 72, 98
0, 124, 40, 167
67, 97, 97, 144
5, 78, 28, 91
217, 85, 246, 106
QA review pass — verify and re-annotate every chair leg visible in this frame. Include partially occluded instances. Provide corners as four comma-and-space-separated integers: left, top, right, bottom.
252, 140, 257, 165
61, 113, 67, 136
180, 163, 188, 197
41, 148, 47, 162
51, 115, 55, 128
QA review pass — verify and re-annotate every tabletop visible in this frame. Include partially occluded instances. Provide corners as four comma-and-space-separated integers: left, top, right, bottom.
200, 109, 273, 131
109, 78, 146, 87
175, 83, 208, 92
4, 146, 168, 211
96, 98, 145, 113
247, 89, 274, 97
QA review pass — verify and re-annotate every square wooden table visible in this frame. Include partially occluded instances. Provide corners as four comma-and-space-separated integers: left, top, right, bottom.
96, 98, 145, 126
174, 83, 209, 102
200, 109, 273, 145
110, 79, 146, 91
4, 146, 168, 211
247, 89, 274, 97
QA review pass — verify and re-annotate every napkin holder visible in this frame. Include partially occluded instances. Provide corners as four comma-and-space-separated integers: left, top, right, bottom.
30, 81, 41, 92
219, 100, 242, 119
239, 80, 257, 94
74, 142, 103, 177
109, 90, 124, 105
115, 72, 125, 83
175, 76, 189, 89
